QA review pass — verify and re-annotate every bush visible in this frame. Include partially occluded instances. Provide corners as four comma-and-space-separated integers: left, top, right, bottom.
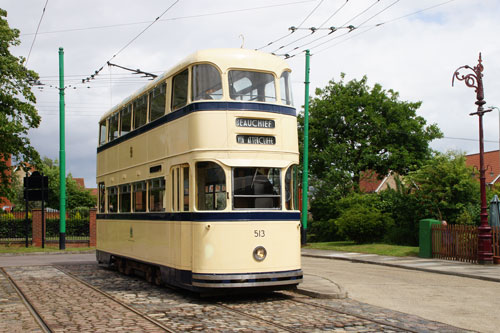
335, 206, 394, 244
308, 219, 340, 242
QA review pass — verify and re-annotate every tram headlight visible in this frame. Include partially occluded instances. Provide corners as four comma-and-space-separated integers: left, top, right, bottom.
253, 246, 267, 262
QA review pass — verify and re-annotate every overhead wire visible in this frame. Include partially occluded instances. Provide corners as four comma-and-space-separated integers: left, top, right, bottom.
317, 0, 349, 29
20, 0, 314, 36
257, 0, 331, 51
282, 0, 385, 58
296, 0, 325, 28
313, 0, 451, 55
81, 0, 179, 85
25, 0, 49, 67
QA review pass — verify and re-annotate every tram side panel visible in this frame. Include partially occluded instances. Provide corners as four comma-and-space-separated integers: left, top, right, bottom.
192, 220, 301, 274
97, 219, 193, 271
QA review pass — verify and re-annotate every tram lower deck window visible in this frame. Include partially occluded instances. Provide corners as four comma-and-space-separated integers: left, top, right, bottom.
196, 162, 226, 211
233, 167, 281, 209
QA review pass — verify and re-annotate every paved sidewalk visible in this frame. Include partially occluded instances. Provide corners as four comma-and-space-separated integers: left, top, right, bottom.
301, 248, 500, 282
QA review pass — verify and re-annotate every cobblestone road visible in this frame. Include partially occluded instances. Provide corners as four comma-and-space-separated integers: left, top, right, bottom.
1, 263, 472, 332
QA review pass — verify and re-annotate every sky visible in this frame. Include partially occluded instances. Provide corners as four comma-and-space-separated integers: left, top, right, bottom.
2, 0, 500, 188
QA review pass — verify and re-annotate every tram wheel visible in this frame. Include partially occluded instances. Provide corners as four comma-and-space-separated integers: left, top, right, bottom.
145, 266, 154, 284
153, 268, 162, 286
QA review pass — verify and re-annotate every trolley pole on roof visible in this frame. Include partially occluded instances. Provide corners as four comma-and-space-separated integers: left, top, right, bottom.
59, 47, 66, 250
301, 50, 310, 245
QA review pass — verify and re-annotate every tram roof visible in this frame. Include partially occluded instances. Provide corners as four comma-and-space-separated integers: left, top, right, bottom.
99, 48, 292, 122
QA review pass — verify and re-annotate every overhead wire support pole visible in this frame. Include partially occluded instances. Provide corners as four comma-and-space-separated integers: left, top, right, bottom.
59, 47, 66, 250
301, 50, 310, 245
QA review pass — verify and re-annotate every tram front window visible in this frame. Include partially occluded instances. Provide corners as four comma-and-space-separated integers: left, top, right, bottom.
196, 162, 226, 210
280, 71, 294, 106
233, 167, 281, 209
192, 64, 222, 101
228, 70, 276, 102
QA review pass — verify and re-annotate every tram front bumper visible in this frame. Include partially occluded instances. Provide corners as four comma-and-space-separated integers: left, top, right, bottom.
191, 269, 303, 288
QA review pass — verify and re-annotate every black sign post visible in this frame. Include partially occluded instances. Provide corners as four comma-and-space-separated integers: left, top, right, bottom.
24, 171, 49, 248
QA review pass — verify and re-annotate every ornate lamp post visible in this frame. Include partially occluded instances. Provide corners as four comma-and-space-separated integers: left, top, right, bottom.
452, 53, 493, 264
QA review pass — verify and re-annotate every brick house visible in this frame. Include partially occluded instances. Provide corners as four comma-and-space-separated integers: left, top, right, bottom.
465, 150, 500, 187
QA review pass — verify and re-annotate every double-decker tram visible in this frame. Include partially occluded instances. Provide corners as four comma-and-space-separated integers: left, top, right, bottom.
96, 48, 302, 292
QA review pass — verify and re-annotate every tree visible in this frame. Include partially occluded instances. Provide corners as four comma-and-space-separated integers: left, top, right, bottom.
299, 74, 442, 192
11, 157, 96, 210
0, 9, 41, 200
406, 151, 480, 224
39, 157, 96, 210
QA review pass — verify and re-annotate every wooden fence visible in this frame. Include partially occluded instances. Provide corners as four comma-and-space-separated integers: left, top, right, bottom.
431, 224, 478, 263
493, 226, 500, 258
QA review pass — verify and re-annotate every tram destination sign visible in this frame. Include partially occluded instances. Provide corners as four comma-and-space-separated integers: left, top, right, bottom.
236, 118, 275, 128
237, 135, 276, 145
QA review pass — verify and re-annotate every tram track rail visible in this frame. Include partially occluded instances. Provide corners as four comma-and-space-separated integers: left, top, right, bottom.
55, 265, 176, 333
288, 294, 418, 333
57, 265, 303, 332
0, 267, 53, 333
57, 263, 416, 332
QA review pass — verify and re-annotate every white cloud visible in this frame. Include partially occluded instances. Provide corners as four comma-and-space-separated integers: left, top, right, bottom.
3, 0, 500, 187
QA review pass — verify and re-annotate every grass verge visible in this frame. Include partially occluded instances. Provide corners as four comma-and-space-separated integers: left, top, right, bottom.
0, 246, 95, 254
304, 241, 419, 257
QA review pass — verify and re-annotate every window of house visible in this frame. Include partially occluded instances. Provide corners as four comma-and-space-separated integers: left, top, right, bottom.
133, 181, 147, 212
98, 183, 105, 213
108, 113, 119, 141
285, 165, 298, 210
228, 70, 276, 102
107, 186, 118, 213
149, 83, 166, 122
133, 95, 148, 129
280, 71, 294, 106
196, 162, 226, 210
172, 69, 189, 110
192, 64, 222, 101
99, 121, 107, 146
233, 167, 281, 209
120, 105, 132, 135
149, 177, 165, 212
119, 184, 131, 213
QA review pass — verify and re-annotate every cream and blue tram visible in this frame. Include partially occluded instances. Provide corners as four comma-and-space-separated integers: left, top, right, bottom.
96, 48, 302, 292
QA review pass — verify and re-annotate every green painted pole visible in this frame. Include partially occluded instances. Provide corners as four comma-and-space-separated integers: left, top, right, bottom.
58, 47, 66, 250
301, 50, 310, 245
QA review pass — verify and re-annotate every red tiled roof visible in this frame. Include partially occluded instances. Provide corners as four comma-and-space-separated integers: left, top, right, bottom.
465, 150, 500, 184
73, 178, 85, 188
359, 171, 383, 193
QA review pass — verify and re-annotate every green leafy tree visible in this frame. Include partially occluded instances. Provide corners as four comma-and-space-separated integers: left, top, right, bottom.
38, 157, 96, 210
299, 74, 442, 192
406, 151, 480, 224
0, 9, 41, 200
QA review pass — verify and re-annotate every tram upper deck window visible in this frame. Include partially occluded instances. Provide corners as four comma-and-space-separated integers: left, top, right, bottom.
99, 121, 107, 146
228, 70, 276, 102
280, 71, 294, 106
196, 162, 226, 211
149, 83, 166, 122
172, 69, 188, 110
134, 95, 147, 129
233, 167, 281, 209
108, 113, 119, 142
192, 64, 222, 101
120, 105, 132, 136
